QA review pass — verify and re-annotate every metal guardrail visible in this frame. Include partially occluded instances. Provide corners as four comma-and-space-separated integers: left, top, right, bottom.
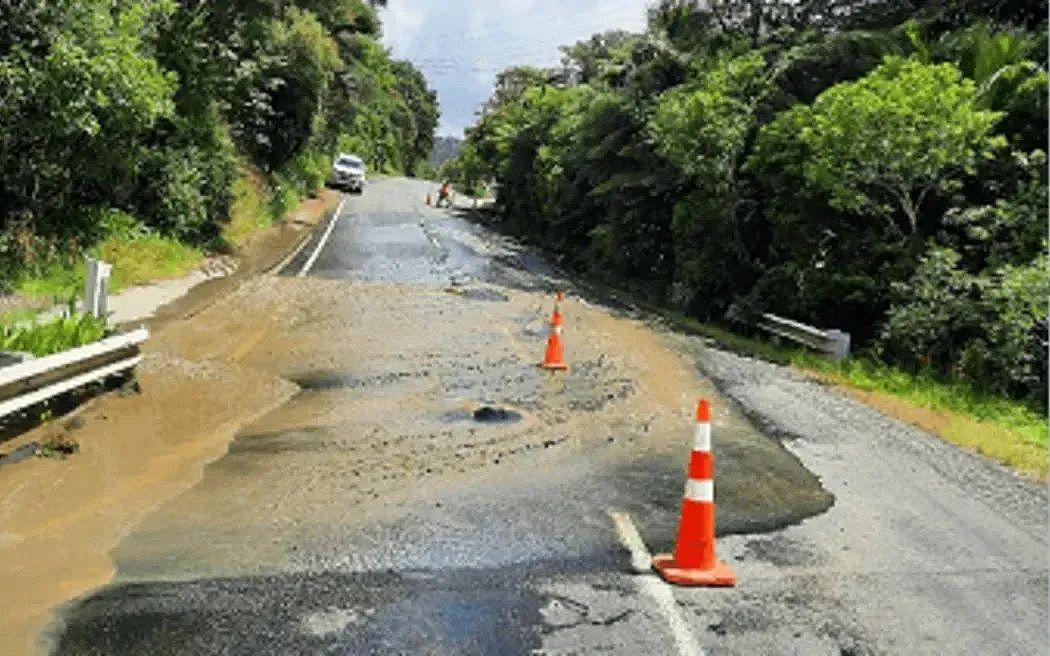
0, 328, 148, 418
756, 313, 850, 361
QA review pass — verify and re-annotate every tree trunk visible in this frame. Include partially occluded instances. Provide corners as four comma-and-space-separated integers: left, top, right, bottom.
898, 186, 919, 235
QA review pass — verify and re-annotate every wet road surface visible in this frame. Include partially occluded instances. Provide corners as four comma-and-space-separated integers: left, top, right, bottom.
48, 179, 1047, 655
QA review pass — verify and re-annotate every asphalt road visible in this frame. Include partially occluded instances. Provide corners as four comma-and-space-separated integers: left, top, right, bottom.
48, 178, 1048, 655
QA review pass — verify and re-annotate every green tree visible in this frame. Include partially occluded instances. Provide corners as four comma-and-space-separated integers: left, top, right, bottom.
0, 0, 176, 239
650, 52, 769, 313
764, 57, 1005, 237
879, 247, 1048, 399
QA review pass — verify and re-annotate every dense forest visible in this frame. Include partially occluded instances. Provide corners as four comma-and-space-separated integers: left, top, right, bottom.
0, 0, 437, 276
444, 0, 1048, 407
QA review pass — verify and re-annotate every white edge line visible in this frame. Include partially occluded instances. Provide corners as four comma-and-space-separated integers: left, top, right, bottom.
272, 229, 315, 274
609, 511, 706, 656
611, 510, 652, 573
298, 197, 346, 277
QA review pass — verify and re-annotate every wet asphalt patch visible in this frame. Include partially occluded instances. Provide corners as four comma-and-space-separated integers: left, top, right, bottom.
291, 370, 427, 392
453, 287, 510, 303
50, 555, 627, 656
609, 450, 833, 556
227, 426, 340, 457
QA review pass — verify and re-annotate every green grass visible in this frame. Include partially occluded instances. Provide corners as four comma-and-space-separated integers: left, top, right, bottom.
0, 312, 109, 356
795, 354, 1047, 446
663, 313, 1048, 479
664, 312, 796, 364
222, 169, 275, 248
222, 164, 326, 249
96, 234, 203, 292
17, 234, 203, 301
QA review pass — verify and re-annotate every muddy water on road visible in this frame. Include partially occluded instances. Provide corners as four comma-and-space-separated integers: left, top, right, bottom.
96, 273, 830, 585
38, 180, 831, 654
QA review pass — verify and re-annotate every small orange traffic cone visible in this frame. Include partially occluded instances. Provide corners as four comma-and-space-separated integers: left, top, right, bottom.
539, 292, 568, 370
425, 192, 432, 206
652, 399, 736, 586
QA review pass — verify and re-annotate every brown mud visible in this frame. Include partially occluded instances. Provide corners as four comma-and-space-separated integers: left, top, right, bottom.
1, 187, 828, 654
0, 192, 336, 656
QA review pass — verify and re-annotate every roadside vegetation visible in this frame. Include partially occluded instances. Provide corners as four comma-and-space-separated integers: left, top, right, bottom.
443, 0, 1047, 474
1, 0, 437, 298
0, 312, 109, 357
800, 355, 1047, 478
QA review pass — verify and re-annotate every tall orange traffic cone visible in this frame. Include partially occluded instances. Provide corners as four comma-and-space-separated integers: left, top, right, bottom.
539, 292, 568, 370
652, 399, 736, 586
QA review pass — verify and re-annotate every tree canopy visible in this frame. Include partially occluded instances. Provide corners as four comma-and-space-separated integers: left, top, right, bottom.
0, 0, 438, 263
446, 1, 1047, 407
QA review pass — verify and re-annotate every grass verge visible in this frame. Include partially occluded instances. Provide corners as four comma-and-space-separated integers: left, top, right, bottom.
223, 160, 329, 249
665, 313, 1047, 480
222, 168, 274, 249
0, 312, 109, 356
16, 234, 203, 301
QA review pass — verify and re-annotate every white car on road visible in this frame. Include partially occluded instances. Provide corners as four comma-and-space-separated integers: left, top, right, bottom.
329, 154, 366, 194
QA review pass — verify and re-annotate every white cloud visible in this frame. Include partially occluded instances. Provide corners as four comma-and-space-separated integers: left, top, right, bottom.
381, 1, 649, 136
382, 4, 426, 51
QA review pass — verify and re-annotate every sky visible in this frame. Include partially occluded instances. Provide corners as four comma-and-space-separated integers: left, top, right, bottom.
379, 1, 649, 137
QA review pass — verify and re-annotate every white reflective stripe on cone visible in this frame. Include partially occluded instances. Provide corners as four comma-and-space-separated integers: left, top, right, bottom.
693, 422, 711, 452
554, 326, 562, 334
684, 478, 714, 502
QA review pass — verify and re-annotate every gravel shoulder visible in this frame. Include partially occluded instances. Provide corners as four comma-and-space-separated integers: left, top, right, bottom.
672, 342, 1048, 654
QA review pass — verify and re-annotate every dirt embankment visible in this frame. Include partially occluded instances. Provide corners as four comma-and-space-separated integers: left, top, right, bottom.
0, 192, 336, 656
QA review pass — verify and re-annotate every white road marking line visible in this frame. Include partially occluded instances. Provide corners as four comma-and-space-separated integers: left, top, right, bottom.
272, 230, 313, 274
610, 511, 706, 656
610, 511, 651, 573
298, 197, 346, 277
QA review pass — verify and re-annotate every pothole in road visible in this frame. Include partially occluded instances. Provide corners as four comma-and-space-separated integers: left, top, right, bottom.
440, 405, 523, 424
472, 406, 522, 423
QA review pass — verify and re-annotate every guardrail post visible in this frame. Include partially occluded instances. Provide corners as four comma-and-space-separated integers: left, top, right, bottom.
83, 259, 112, 320
827, 329, 851, 362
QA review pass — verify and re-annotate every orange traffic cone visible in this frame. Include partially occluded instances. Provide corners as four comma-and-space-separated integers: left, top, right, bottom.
652, 399, 736, 586
539, 292, 569, 370
425, 192, 432, 206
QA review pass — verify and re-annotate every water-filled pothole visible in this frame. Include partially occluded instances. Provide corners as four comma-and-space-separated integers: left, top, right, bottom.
440, 405, 523, 424
472, 406, 521, 423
